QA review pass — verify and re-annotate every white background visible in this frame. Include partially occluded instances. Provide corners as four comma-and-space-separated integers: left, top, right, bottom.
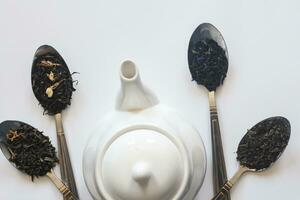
0, 0, 299, 199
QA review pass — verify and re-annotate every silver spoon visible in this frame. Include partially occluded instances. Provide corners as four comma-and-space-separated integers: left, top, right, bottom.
31, 45, 78, 199
188, 23, 229, 198
0, 120, 78, 200
212, 116, 291, 200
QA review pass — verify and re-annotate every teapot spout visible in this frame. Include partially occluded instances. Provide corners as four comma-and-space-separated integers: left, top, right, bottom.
116, 60, 158, 111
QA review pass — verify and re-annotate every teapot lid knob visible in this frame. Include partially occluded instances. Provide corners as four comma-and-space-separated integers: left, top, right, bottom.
132, 162, 152, 185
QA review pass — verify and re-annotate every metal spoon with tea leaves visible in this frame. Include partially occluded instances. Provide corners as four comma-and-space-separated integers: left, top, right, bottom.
188, 23, 229, 198
212, 116, 291, 200
0, 120, 78, 200
31, 45, 78, 198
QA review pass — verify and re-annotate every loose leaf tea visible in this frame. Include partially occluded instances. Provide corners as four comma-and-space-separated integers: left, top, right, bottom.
6, 123, 58, 181
32, 46, 76, 115
189, 39, 228, 91
237, 117, 290, 170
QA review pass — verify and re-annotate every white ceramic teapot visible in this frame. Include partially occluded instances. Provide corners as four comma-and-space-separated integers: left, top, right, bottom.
83, 60, 206, 200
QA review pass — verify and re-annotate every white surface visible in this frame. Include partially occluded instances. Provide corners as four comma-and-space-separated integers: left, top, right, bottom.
0, 0, 299, 199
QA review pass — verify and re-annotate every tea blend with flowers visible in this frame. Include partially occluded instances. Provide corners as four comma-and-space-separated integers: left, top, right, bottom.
31, 49, 76, 115
6, 123, 58, 181
189, 39, 228, 91
237, 116, 291, 170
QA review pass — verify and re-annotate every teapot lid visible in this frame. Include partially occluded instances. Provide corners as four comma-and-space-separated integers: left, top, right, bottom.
94, 126, 191, 200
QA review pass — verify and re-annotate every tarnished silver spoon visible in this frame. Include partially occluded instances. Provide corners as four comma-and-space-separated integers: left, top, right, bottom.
188, 23, 229, 199
212, 116, 291, 200
31, 45, 78, 199
0, 120, 78, 200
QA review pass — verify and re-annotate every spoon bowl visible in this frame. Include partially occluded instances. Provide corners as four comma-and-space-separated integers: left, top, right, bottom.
0, 120, 58, 174
0, 120, 78, 200
212, 116, 291, 200
31, 45, 73, 115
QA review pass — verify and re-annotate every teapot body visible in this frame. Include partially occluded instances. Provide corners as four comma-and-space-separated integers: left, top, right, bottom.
83, 105, 206, 200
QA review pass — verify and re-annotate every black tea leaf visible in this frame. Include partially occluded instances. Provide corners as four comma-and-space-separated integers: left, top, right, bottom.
6, 123, 58, 181
189, 39, 228, 91
237, 116, 291, 170
32, 46, 76, 115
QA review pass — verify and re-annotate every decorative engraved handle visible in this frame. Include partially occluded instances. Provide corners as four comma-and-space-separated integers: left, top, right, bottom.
47, 171, 79, 200
55, 113, 79, 199
209, 91, 230, 200
211, 166, 250, 200
211, 181, 233, 200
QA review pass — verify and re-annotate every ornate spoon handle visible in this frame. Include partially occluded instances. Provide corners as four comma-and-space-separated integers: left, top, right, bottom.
211, 166, 250, 200
55, 113, 79, 199
47, 171, 79, 200
209, 91, 230, 200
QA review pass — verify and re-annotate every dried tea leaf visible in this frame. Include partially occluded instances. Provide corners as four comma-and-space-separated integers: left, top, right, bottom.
6, 124, 58, 181
237, 117, 291, 170
32, 51, 77, 115
189, 39, 228, 91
